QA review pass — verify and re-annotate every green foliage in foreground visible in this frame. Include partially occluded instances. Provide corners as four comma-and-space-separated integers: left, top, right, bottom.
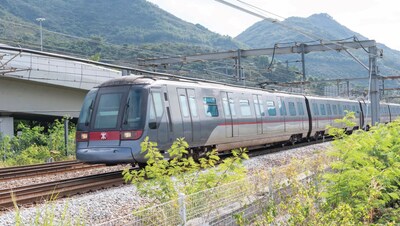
123, 137, 248, 204
0, 117, 76, 167
255, 117, 400, 225
324, 119, 400, 224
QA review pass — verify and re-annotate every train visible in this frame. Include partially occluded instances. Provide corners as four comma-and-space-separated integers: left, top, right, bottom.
75, 75, 400, 165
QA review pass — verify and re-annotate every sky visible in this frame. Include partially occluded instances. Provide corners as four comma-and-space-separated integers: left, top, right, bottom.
147, 0, 400, 51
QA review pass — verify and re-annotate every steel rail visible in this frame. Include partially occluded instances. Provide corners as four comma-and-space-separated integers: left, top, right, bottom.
0, 170, 126, 210
0, 160, 105, 181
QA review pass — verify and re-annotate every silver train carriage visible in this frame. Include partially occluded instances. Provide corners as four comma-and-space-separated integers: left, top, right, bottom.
75, 75, 400, 164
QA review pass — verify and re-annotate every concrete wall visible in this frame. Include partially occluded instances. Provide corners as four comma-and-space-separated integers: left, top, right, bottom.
0, 77, 88, 118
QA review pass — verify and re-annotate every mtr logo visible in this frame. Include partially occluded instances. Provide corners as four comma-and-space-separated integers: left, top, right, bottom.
100, 132, 107, 140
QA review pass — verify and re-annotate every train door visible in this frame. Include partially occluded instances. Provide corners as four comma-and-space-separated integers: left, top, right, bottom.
221, 91, 238, 138
147, 87, 169, 147
252, 94, 263, 134
186, 89, 201, 144
277, 96, 287, 133
311, 101, 320, 129
176, 88, 201, 144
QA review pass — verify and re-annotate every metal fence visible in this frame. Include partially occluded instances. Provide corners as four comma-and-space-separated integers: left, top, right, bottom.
99, 161, 322, 226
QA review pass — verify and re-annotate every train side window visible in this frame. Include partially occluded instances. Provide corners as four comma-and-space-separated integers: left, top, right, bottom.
279, 100, 287, 116
288, 102, 296, 116
338, 104, 343, 115
312, 103, 319, 115
352, 105, 356, 113
179, 95, 190, 117
188, 96, 198, 117
296, 102, 305, 116
327, 104, 332, 116
240, 99, 251, 116
332, 104, 338, 115
203, 97, 219, 117
320, 104, 326, 115
266, 101, 276, 116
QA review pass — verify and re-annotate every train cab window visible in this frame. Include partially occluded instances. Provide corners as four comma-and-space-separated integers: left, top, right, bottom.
78, 88, 98, 130
320, 104, 326, 116
279, 100, 287, 116
240, 99, 251, 116
266, 101, 276, 116
288, 102, 296, 116
94, 93, 122, 129
203, 97, 219, 117
296, 102, 305, 116
327, 104, 332, 116
122, 89, 143, 130
332, 105, 338, 115
179, 95, 190, 117
312, 103, 319, 115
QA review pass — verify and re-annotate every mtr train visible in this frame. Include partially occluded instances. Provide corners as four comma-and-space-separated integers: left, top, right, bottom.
76, 75, 400, 165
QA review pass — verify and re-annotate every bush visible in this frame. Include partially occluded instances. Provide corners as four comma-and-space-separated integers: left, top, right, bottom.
323, 119, 400, 223
0, 117, 76, 167
123, 137, 248, 204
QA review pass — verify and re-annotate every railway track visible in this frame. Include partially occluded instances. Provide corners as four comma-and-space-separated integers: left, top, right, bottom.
0, 170, 126, 210
0, 160, 105, 182
248, 137, 332, 158
0, 139, 329, 211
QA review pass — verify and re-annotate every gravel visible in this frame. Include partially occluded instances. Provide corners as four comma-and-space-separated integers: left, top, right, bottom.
0, 142, 331, 225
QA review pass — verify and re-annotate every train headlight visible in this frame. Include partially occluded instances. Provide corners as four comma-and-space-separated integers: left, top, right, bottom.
76, 132, 89, 142
121, 130, 143, 140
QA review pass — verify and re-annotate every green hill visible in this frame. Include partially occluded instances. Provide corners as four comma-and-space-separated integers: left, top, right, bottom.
0, 0, 240, 49
1, 2, 399, 92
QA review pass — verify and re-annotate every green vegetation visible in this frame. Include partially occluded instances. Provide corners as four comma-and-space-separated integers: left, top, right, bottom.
123, 114, 400, 225
123, 137, 248, 204
251, 115, 400, 225
0, 117, 75, 167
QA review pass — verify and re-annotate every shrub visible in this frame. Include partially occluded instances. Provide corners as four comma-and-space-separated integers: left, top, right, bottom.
122, 137, 248, 204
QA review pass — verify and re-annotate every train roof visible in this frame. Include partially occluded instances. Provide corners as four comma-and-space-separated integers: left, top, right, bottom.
97, 75, 305, 96
97, 75, 400, 105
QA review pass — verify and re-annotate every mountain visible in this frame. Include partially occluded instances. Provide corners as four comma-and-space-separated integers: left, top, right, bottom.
236, 13, 400, 81
0, 0, 241, 52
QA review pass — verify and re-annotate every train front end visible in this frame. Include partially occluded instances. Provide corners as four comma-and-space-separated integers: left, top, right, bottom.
76, 81, 149, 164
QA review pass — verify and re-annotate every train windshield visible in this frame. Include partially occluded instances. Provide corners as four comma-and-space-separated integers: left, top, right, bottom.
77, 89, 98, 131
78, 86, 145, 131
121, 88, 143, 130
94, 92, 123, 129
